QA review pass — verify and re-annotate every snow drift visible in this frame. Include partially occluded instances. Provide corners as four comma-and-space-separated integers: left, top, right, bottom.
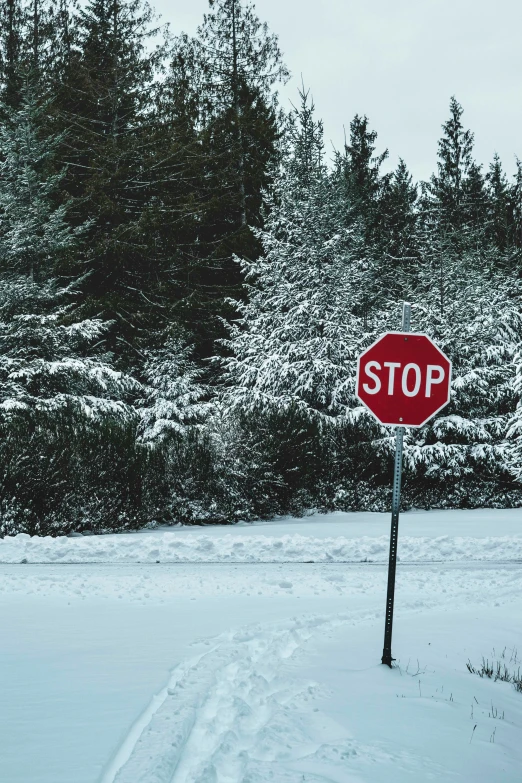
1, 530, 521, 564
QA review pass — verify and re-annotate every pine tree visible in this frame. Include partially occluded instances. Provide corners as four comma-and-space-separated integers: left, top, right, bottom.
0, 0, 64, 105
219, 93, 405, 511
486, 153, 511, 251
0, 276, 138, 417
164, 0, 288, 355
137, 42, 211, 353
0, 83, 138, 417
426, 97, 473, 229
422, 97, 487, 251
1, 2, 520, 522
462, 160, 488, 228
378, 158, 419, 294
23, 0, 57, 77
137, 334, 208, 443
49, 0, 76, 79
0, 0, 25, 107
403, 250, 522, 505
54, 0, 168, 360
194, 0, 289, 228
387, 159, 418, 249
0, 86, 80, 280
341, 114, 390, 245
512, 159, 522, 250
221, 91, 369, 421
0, 276, 145, 536
0, 83, 143, 535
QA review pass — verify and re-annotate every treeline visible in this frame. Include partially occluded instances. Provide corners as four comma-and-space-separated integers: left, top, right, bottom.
0, 0, 521, 536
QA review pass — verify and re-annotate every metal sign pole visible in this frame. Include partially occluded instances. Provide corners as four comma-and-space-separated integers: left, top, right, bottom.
382, 302, 411, 668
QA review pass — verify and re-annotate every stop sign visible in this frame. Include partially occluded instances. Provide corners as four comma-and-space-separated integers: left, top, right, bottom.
356, 332, 452, 427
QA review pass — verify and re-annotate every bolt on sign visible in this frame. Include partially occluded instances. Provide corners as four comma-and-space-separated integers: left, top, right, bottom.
356, 332, 452, 427
356, 306, 452, 668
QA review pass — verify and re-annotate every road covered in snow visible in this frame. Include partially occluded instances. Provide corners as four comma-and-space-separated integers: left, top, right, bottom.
0, 509, 521, 783
2, 508, 521, 565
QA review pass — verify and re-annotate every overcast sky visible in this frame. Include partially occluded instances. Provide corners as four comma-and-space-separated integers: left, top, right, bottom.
153, 0, 522, 183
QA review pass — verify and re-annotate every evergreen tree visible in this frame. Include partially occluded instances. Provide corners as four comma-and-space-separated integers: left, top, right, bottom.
425, 97, 473, 229
0, 85, 132, 404
137, 334, 208, 443
0, 84, 144, 535
0, 86, 81, 279
0, 0, 64, 105
0, 276, 145, 537
165, 0, 288, 355
194, 0, 289, 228
341, 113, 390, 245
486, 153, 511, 251
138, 43, 211, 353
336, 114, 408, 316
23, 0, 56, 77
0, 276, 137, 418
462, 160, 488, 228
47, 0, 76, 81
422, 97, 488, 250
0, 0, 25, 107
513, 159, 522, 250
1, 1, 521, 526
54, 0, 168, 360
221, 91, 370, 420
220, 94, 401, 512
402, 251, 522, 505
379, 158, 419, 293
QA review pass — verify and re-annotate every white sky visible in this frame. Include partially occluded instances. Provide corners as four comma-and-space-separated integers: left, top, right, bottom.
153, 0, 522, 183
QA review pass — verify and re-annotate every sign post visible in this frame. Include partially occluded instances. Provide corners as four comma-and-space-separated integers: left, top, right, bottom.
355, 303, 452, 667
382, 303, 410, 668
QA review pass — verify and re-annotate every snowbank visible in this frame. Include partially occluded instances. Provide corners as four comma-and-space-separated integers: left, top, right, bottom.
2, 530, 521, 564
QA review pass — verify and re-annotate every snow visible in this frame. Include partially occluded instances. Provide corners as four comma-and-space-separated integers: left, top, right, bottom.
0, 509, 521, 782
301, 605, 522, 783
2, 509, 521, 564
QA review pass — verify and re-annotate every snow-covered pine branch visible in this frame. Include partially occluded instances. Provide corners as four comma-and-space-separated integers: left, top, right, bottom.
0, 275, 139, 419
506, 343, 522, 481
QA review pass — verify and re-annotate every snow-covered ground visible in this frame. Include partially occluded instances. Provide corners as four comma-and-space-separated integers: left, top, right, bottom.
0, 509, 521, 782
2, 508, 521, 564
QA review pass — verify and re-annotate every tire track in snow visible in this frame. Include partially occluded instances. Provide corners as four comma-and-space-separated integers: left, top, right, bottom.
101, 572, 522, 783
104, 614, 361, 783
100, 645, 221, 783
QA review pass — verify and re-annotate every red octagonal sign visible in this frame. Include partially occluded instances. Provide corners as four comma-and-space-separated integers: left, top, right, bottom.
356, 332, 452, 427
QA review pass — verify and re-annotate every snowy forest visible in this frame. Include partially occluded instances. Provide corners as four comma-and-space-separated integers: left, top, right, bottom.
0, 0, 521, 536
